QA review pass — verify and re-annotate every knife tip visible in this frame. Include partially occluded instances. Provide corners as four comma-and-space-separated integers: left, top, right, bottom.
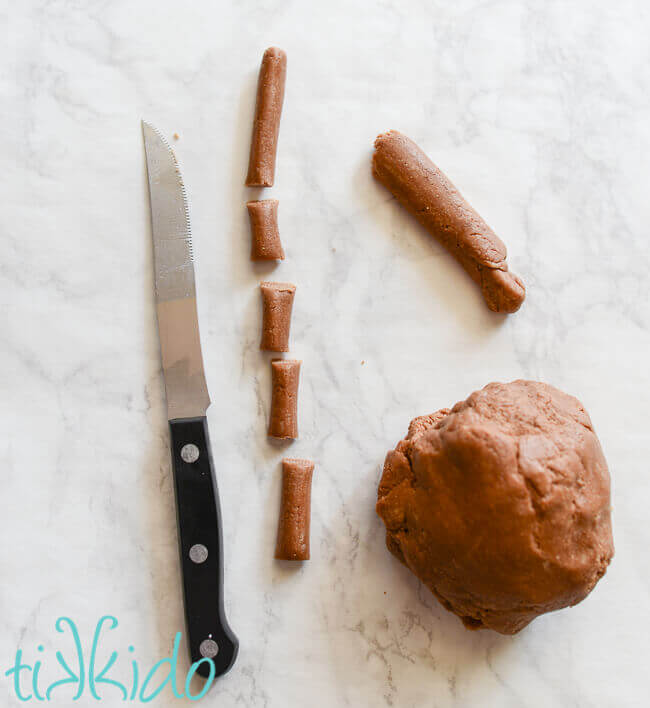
141, 121, 168, 147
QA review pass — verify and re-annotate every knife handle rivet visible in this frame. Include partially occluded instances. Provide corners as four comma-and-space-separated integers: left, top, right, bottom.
199, 639, 219, 659
189, 544, 209, 564
180, 443, 200, 464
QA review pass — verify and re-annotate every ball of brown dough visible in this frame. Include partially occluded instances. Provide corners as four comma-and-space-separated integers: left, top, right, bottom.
376, 380, 613, 634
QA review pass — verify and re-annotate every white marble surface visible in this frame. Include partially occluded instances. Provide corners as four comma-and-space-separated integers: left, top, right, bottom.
2, 0, 649, 705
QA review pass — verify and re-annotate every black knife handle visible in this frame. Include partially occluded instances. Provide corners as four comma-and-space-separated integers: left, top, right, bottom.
169, 416, 238, 679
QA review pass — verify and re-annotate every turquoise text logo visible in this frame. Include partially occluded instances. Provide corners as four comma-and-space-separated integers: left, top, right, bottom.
4, 616, 214, 702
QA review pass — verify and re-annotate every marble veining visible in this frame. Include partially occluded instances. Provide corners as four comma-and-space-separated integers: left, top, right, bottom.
1, 1, 649, 705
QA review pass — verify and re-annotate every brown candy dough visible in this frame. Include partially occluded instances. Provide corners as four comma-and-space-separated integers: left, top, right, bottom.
247, 199, 285, 261
376, 380, 613, 634
246, 47, 287, 187
268, 359, 301, 439
275, 458, 315, 560
372, 130, 525, 314
260, 281, 296, 352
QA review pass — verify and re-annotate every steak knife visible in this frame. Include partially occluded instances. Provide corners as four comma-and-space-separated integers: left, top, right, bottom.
142, 121, 238, 679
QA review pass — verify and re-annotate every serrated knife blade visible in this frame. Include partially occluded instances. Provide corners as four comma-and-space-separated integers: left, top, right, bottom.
142, 121, 210, 421
142, 121, 238, 679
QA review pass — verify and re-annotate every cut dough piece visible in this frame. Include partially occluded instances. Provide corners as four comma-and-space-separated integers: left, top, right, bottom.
260, 281, 296, 352
275, 458, 315, 561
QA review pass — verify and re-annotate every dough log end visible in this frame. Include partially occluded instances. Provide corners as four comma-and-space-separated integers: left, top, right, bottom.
481, 268, 526, 313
